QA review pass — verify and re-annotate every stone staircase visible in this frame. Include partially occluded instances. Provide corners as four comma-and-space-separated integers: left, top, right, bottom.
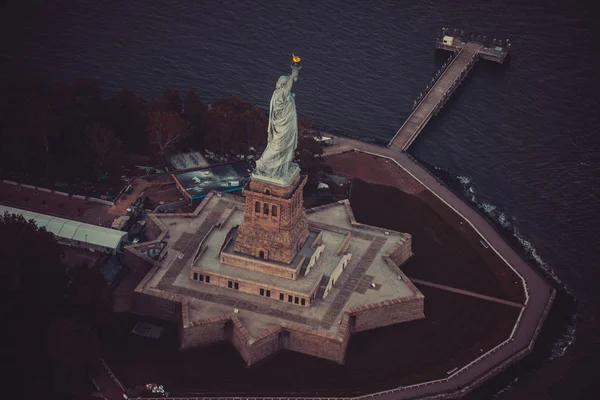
158, 203, 226, 288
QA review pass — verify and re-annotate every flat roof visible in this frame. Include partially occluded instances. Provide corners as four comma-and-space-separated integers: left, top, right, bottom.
173, 161, 252, 199
0, 204, 127, 249
0, 181, 114, 226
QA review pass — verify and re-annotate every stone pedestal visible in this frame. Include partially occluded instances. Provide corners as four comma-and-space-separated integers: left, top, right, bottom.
235, 170, 309, 265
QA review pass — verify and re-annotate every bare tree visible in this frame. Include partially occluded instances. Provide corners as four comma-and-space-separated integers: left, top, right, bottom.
147, 111, 190, 161
85, 123, 121, 178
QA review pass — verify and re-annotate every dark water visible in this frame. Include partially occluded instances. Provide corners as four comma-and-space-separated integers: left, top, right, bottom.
2, 0, 599, 397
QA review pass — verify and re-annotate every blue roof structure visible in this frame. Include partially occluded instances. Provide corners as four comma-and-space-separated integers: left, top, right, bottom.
173, 160, 252, 200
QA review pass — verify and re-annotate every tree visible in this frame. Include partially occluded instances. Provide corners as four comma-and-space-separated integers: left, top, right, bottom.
0, 78, 55, 176
206, 98, 236, 154
0, 213, 114, 399
67, 263, 115, 330
45, 317, 100, 396
295, 116, 325, 183
104, 88, 149, 154
298, 114, 316, 137
296, 135, 325, 179
205, 96, 268, 154
85, 123, 122, 180
0, 212, 69, 398
147, 110, 190, 161
0, 213, 68, 320
182, 90, 208, 149
163, 88, 182, 113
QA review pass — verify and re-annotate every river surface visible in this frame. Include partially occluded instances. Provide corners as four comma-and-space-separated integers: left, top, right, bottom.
2, 0, 599, 398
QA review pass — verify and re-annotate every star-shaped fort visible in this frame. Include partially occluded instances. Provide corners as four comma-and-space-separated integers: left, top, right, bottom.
125, 172, 424, 365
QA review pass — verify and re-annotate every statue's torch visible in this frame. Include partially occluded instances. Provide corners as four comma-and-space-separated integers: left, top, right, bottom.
291, 54, 301, 81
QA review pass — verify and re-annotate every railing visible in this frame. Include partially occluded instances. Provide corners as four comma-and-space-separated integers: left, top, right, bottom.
99, 356, 126, 392
411, 52, 456, 110
388, 47, 467, 149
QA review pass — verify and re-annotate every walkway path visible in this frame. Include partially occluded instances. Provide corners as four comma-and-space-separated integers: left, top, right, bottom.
409, 278, 524, 308
322, 134, 554, 399
89, 357, 126, 400
388, 42, 482, 151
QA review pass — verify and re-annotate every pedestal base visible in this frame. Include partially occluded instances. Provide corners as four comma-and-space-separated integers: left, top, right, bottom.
235, 170, 309, 264
251, 163, 300, 188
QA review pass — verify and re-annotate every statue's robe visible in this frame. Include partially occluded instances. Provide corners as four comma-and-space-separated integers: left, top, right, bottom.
255, 73, 298, 178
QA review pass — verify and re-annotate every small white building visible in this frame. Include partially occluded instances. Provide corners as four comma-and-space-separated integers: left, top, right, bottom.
170, 151, 209, 170
0, 205, 127, 254
442, 35, 454, 46
314, 136, 333, 146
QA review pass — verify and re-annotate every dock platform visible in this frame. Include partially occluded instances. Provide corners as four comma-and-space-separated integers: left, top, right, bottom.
388, 32, 510, 152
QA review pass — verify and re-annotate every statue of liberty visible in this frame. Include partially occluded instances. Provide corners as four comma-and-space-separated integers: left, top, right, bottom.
254, 55, 302, 182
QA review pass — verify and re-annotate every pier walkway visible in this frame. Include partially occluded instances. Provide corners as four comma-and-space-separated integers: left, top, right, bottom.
388, 31, 510, 152
389, 42, 482, 151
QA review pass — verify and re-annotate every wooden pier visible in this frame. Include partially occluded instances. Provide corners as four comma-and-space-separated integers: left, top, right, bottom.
388, 32, 510, 151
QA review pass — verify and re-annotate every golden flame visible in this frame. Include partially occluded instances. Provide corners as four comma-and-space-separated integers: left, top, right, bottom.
292, 54, 301, 63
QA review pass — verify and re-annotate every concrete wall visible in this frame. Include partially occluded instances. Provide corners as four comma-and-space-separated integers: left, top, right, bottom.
189, 270, 312, 307
55, 239, 115, 255
287, 328, 347, 364
130, 277, 421, 366
350, 296, 425, 333
245, 331, 282, 365
131, 290, 182, 323
123, 246, 156, 274
153, 200, 187, 213
144, 215, 167, 241
220, 252, 301, 280
181, 320, 227, 348
388, 234, 413, 266
324, 253, 352, 299
180, 302, 229, 349
131, 269, 183, 324
229, 318, 281, 365
226, 317, 350, 366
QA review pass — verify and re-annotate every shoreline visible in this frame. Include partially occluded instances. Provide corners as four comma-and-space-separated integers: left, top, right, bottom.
325, 142, 576, 400
318, 136, 555, 399
321, 131, 563, 288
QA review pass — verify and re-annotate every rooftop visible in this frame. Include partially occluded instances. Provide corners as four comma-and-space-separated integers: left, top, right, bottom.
173, 161, 252, 200
169, 151, 209, 170
0, 204, 127, 249
0, 180, 115, 226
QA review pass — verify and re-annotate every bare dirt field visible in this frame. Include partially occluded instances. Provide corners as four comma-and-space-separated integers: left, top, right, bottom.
327, 152, 425, 195
327, 152, 525, 304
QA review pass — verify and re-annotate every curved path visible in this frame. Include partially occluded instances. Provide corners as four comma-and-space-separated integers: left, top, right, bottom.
322, 135, 554, 399
90, 357, 127, 400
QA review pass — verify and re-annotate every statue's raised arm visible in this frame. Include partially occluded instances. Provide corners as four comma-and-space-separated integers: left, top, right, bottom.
253, 56, 303, 184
